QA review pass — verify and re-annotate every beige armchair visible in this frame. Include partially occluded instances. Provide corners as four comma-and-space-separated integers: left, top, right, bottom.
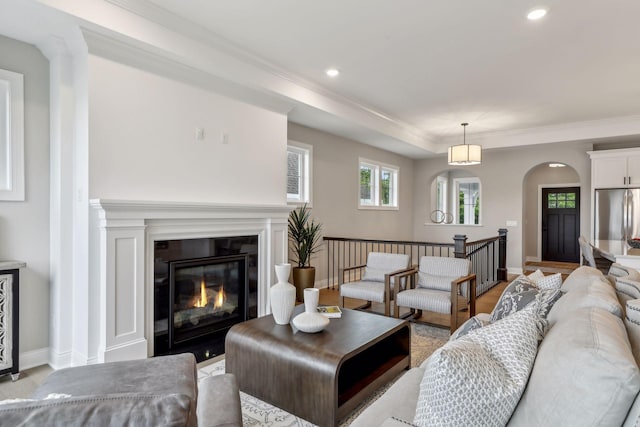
394, 255, 476, 333
339, 252, 413, 316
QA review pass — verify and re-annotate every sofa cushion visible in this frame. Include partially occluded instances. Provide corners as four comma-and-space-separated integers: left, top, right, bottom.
416, 256, 470, 291
0, 392, 193, 427
508, 307, 640, 427
625, 299, 640, 366
548, 275, 622, 326
417, 273, 457, 291
609, 263, 640, 281
414, 303, 541, 427
561, 265, 605, 293
362, 253, 410, 282
615, 278, 640, 311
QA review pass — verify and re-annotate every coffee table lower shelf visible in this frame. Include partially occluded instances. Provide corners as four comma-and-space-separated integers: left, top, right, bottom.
225, 306, 410, 427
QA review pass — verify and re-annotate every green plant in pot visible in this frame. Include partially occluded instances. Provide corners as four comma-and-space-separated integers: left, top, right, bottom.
288, 203, 323, 301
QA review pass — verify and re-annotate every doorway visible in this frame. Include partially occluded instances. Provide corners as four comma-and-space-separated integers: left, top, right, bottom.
541, 187, 580, 262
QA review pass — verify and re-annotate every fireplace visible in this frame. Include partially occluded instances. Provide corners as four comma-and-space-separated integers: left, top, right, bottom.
86, 200, 289, 366
169, 255, 246, 345
153, 236, 258, 361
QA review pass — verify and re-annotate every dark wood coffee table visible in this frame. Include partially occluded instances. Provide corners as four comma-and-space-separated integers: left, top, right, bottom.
225, 306, 410, 427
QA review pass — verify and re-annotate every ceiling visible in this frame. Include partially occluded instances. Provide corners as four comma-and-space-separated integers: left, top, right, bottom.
3, 0, 640, 157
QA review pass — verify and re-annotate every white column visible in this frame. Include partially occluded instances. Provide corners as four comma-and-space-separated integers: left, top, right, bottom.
95, 214, 147, 362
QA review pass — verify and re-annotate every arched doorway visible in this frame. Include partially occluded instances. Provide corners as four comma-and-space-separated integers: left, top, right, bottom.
523, 163, 581, 263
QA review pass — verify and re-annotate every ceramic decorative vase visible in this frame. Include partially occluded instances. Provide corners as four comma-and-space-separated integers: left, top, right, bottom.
270, 263, 296, 325
292, 288, 329, 333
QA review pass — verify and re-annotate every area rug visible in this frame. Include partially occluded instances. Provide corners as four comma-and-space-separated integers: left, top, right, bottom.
198, 323, 449, 426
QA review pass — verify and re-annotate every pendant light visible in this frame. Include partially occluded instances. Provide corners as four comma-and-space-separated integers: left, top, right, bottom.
448, 123, 482, 165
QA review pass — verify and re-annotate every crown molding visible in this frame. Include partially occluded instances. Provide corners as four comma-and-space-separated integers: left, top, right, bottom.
435, 114, 640, 153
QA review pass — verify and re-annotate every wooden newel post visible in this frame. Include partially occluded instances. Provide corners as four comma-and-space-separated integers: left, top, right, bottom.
498, 228, 508, 281
453, 234, 467, 259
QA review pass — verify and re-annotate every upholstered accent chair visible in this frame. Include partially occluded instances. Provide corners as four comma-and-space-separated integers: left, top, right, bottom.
339, 252, 412, 316
394, 255, 476, 332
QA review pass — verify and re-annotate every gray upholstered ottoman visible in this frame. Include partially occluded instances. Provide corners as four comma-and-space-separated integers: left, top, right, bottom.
0, 353, 242, 427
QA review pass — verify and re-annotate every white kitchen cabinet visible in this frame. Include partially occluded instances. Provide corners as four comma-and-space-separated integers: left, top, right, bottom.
589, 148, 640, 189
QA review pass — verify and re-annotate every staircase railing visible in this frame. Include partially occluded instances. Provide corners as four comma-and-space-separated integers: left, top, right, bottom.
323, 229, 507, 297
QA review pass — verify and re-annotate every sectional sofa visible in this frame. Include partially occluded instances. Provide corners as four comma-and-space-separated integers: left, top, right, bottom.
350, 265, 640, 427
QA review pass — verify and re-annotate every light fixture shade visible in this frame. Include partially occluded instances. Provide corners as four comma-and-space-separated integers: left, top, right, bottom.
448, 143, 482, 165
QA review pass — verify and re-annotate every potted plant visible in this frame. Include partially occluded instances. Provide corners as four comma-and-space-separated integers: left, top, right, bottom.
288, 203, 323, 301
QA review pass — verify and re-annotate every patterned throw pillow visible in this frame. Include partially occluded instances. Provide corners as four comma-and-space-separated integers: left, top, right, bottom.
528, 270, 563, 290
449, 316, 490, 341
414, 303, 541, 427
490, 275, 561, 336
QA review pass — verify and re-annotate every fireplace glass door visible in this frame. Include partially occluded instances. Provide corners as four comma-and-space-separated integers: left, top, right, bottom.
169, 255, 247, 347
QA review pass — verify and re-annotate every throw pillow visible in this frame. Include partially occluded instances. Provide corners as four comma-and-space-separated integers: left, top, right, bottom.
449, 315, 489, 341
528, 270, 563, 290
527, 269, 545, 283
491, 275, 561, 336
413, 303, 541, 427
490, 275, 538, 321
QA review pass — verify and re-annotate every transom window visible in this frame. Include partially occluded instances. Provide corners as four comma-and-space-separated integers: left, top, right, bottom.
359, 158, 398, 209
287, 141, 312, 204
548, 192, 576, 209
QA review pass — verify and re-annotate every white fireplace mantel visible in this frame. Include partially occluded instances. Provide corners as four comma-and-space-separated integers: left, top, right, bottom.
90, 199, 291, 363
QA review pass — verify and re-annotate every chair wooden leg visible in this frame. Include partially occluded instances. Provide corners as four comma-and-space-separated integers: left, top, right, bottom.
339, 295, 345, 308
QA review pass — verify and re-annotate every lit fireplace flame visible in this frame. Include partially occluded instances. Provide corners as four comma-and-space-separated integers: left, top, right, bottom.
214, 284, 226, 309
193, 279, 226, 309
194, 279, 208, 308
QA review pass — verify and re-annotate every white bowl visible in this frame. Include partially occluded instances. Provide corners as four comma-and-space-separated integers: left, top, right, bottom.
292, 311, 330, 333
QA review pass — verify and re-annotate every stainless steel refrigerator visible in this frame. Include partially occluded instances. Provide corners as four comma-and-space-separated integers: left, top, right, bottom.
594, 188, 640, 240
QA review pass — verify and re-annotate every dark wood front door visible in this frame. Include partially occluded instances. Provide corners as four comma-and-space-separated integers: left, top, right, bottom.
542, 187, 580, 262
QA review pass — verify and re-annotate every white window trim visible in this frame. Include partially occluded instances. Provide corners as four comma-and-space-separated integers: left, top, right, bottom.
0, 69, 24, 201
436, 175, 448, 214
287, 140, 313, 206
453, 177, 481, 225
358, 158, 399, 210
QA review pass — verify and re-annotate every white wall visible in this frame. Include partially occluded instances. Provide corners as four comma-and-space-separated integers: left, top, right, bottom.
413, 141, 593, 273
88, 54, 288, 204
288, 123, 415, 284
0, 35, 50, 365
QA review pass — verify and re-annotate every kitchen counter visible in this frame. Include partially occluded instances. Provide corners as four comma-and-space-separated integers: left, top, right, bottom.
593, 239, 640, 269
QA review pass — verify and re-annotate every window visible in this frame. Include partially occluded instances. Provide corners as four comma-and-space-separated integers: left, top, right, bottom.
0, 68, 24, 201
436, 176, 447, 213
455, 178, 481, 225
287, 141, 312, 204
548, 192, 576, 209
359, 158, 398, 209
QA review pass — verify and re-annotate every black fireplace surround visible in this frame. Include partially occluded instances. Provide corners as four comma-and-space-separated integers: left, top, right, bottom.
154, 235, 258, 362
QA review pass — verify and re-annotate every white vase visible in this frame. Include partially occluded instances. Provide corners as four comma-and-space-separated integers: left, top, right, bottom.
270, 263, 296, 325
304, 288, 320, 313
292, 288, 329, 333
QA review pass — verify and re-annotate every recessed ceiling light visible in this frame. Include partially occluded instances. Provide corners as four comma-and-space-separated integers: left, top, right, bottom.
549, 163, 566, 168
326, 68, 340, 77
527, 8, 548, 20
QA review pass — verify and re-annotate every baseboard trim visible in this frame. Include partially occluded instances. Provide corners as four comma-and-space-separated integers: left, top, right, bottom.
526, 256, 541, 263
48, 348, 72, 370
20, 347, 50, 370
508, 267, 523, 275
